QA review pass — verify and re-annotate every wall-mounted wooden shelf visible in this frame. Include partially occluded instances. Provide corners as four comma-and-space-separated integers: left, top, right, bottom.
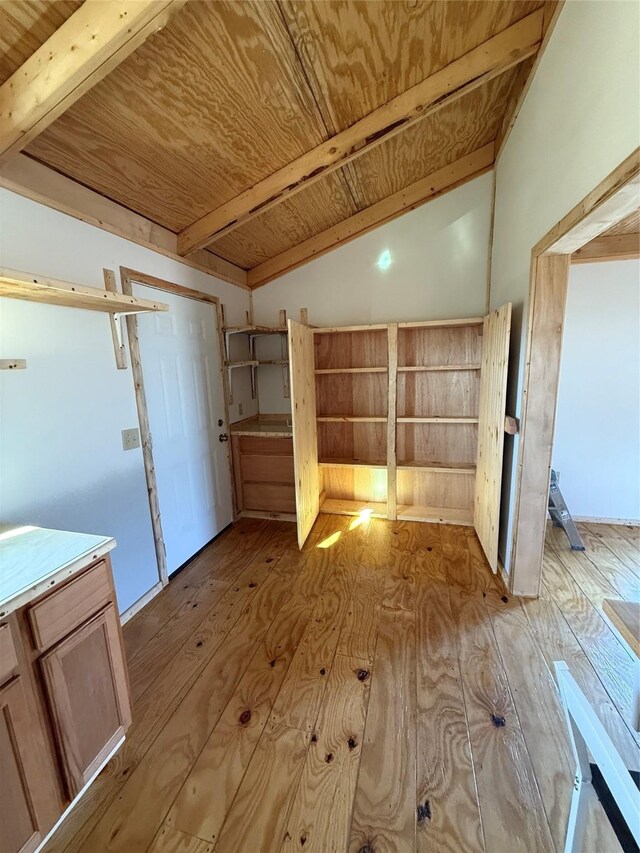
225, 359, 289, 368
314, 367, 387, 375
318, 458, 386, 469
397, 416, 479, 424
397, 461, 476, 474
226, 360, 259, 369
0, 269, 168, 315
223, 325, 287, 335
398, 364, 481, 372
317, 416, 387, 423
396, 505, 474, 525
222, 315, 290, 405
319, 497, 387, 518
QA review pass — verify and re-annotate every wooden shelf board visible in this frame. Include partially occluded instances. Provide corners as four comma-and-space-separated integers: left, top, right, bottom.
317, 416, 388, 423
223, 325, 287, 335
398, 364, 481, 372
314, 323, 389, 334
397, 417, 479, 424
315, 367, 388, 374
398, 318, 484, 329
226, 360, 259, 369
320, 498, 387, 518
397, 461, 476, 474
258, 359, 289, 365
397, 505, 474, 525
318, 458, 387, 470
1, 270, 168, 314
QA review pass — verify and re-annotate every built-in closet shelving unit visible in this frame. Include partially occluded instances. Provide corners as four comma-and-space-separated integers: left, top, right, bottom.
287, 306, 512, 572
223, 323, 288, 403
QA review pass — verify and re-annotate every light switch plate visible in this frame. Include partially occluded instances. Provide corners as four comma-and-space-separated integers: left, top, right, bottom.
122, 428, 140, 450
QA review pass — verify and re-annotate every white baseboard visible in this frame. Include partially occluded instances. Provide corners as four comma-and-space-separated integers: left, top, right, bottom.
120, 580, 163, 624
573, 516, 640, 526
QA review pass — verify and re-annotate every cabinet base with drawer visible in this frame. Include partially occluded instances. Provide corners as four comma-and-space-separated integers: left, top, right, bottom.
230, 430, 297, 521
0, 554, 131, 853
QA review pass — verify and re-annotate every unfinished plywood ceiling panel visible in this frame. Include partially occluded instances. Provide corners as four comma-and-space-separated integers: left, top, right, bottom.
2, 0, 550, 279
25, 1, 341, 230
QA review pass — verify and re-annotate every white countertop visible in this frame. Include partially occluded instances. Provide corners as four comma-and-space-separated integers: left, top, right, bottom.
0, 524, 116, 617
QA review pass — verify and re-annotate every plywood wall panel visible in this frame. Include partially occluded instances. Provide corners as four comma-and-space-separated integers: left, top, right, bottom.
397, 423, 478, 467
398, 326, 483, 368
316, 373, 388, 418
321, 466, 387, 503
318, 422, 387, 464
315, 331, 388, 370
397, 372, 480, 419
397, 469, 474, 511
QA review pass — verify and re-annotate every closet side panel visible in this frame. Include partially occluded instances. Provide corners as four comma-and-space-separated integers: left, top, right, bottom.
288, 319, 320, 548
474, 303, 512, 572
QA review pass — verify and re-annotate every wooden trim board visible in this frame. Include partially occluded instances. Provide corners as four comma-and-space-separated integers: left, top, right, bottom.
509, 149, 640, 597
0, 0, 187, 160
248, 145, 494, 287
0, 154, 247, 288
571, 232, 639, 263
178, 12, 543, 254
0, 267, 168, 314
387, 324, 398, 521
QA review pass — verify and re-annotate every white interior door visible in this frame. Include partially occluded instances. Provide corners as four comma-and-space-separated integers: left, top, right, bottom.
132, 284, 233, 574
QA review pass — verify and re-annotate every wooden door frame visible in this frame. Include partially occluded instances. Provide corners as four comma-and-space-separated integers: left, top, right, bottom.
119, 267, 232, 591
508, 148, 640, 597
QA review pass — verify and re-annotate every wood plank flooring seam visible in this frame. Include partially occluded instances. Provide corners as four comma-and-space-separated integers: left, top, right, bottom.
124, 519, 272, 662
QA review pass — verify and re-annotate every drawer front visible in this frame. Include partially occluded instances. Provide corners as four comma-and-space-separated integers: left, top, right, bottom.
29, 561, 112, 652
242, 483, 296, 514
0, 623, 19, 686
241, 453, 295, 485
239, 436, 293, 457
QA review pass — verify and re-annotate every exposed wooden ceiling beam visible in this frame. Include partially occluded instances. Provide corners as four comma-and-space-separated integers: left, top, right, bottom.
0, 0, 186, 161
248, 143, 494, 288
178, 9, 543, 256
571, 232, 640, 263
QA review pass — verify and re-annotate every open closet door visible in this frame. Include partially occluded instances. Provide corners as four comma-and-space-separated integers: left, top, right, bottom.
288, 319, 320, 548
474, 302, 512, 572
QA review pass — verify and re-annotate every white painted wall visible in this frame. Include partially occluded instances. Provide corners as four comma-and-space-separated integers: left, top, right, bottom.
0, 189, 253, 613
489, 0, 640, 569
253, 172, 494, 411
553, 260, 640, 522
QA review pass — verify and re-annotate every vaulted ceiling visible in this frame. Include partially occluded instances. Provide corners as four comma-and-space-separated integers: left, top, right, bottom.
0, 0, 556, 287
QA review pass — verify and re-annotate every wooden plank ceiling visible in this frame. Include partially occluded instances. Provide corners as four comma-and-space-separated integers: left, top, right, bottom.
3, 0, 548, 285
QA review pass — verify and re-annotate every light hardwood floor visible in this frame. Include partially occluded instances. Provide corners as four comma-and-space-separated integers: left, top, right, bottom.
42, 516, 639, 853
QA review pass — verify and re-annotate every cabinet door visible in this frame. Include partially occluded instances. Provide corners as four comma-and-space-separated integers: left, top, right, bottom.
0, 677, 44, 853
288, 319, 320, 548
474, 303, 512, 572
40, 604, 131, 797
